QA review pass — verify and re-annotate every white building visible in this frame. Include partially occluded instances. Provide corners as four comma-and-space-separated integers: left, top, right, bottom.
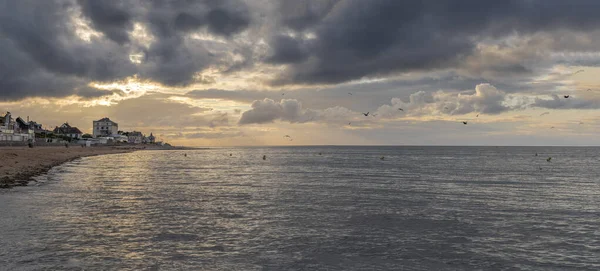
0, 112, 35, 142
93, 117, 118, 138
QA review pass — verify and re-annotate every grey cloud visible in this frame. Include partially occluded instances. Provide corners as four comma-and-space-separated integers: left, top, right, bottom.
238, 98, 356, 125
77, 0, 133, 44
185, 130, 243, 139
277, 0, 340, 31
268, 0, 600, 85
265, 35, 309, 64
532, 95, 600, 109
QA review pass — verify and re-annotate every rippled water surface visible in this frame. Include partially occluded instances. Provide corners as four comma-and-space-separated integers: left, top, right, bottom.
1, 146, 600, 270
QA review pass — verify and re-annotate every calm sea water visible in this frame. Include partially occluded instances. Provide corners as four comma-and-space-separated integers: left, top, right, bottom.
0, 146, 599, 270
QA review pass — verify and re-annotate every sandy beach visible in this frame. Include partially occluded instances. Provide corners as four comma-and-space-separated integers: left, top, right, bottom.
0, 146, 139, 188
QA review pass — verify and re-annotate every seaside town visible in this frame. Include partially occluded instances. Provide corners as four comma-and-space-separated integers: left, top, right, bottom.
0, 111, 168, 147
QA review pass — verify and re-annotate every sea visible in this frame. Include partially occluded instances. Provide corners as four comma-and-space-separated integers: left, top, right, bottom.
0, 146, 599, 270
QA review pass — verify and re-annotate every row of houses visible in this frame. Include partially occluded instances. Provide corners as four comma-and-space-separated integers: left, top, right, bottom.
0, 112, 158, 145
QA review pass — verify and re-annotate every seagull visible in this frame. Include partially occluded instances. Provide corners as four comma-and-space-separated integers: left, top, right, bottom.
546, 157, 552, 162
587, 89, 592, 91
564, 95, 570, 98
363, 112, 370, 117
284, 135, 291, 138
263, 155, 266, 160
462, 121, 468, 125
372, 113, 378, 117
398, 108, 404, 111
348, 92, 353, 95
380, 156, 385, 160
476, 114, 479, 117
540, 112, 550, 116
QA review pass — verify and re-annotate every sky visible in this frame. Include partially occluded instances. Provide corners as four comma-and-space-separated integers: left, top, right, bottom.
2, 0, 600, 146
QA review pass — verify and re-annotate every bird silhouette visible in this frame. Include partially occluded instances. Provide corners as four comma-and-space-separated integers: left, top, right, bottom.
263, 155, 266, 160
535, 153, 538, 156
462, 121, 468, 125
546, 157, 552, 162
284, 135, 291, 138
380, 156, 385, 160
564, 95, 570, 98
348, 122, 351, 125
398, 108, 404, 111
539, 112, 550, 116
184, 153, 187, 157
476, 114, 479, 117
551, 126, 555, 129
363, 112, 370, 116
348, 92, 353, 95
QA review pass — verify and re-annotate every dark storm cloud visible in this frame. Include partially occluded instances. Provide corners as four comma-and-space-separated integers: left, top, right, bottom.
269, 0, 600, 85
77, 0, 133, 44
3, 0, 600, 101
277, 0, 341, 31
265, 35, 309, 64
0, 0, 251, 100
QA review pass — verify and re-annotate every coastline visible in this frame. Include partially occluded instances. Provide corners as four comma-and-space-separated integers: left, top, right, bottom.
0, 146, 144, 188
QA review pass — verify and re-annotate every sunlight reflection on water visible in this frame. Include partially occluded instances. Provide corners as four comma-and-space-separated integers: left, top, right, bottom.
0, 146, 599, 270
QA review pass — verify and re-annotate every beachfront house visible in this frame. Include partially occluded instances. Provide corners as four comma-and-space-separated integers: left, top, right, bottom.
0, 112, 35, 142
53, 123, 83, 139
93, 117, 119, 138
146, 133, 156, 143
127, 131, 144, 144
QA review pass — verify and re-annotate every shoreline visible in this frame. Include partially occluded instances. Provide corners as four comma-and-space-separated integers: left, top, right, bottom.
0, 146, 145, 189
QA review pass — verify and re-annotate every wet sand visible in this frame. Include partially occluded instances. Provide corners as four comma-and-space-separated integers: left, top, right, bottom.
0, 146, 138, 188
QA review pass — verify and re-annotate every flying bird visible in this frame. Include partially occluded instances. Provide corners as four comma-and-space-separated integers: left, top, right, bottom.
564, 95, 570, 98
546, 157, 552, 162
363, 112, 370, 116
372, 113, 378, 117
380, 156, 385, 160
539, 112, 550, 116
348, 122, 351, 125
551, 126, 555, 129
398, 108, 404, 111
284, 135, 291, 138
476, 114, 479, 117
348, 92, 353, 95
572, 69, 585, 75
462, 121, 468, 125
